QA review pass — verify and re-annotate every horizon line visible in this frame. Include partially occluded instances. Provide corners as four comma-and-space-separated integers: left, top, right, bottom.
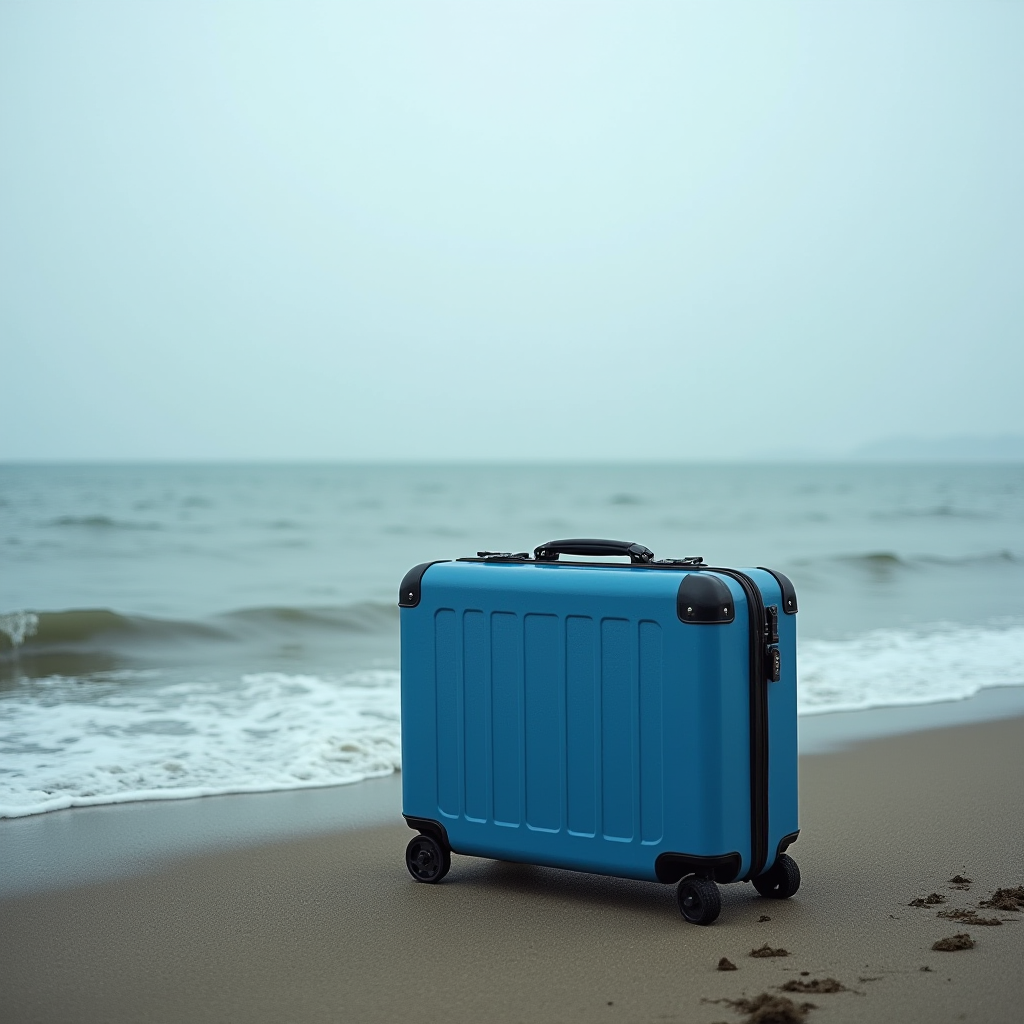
3, 455, 1023, 467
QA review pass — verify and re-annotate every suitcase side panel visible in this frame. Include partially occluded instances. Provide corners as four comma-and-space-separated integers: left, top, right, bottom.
435, 608, 459, 818
401, 596, 439, 822
747, 568, 800, 872
402, 561, 754, 883
697, 598, 755, 876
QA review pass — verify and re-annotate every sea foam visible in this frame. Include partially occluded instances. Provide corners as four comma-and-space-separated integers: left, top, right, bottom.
0, 670, 401, 818
0, 611, 39, 649
798, 623, 1024, 714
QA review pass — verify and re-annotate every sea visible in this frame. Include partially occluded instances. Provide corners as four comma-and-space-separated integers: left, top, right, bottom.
2, 462, 1022, 819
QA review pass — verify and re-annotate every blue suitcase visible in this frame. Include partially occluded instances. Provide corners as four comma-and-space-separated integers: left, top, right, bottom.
398, 538, 800, 924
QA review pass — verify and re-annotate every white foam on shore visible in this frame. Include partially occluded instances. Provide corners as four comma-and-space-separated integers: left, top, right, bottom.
0, 671, 402, 818
798, 623, 1024, 714
2, 623, 1022, 819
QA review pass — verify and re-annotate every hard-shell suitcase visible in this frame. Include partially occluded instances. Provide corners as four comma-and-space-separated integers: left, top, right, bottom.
398, 538, 800, 924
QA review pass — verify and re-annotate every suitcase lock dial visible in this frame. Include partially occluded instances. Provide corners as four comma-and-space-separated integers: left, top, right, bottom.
765, 606, 781, 682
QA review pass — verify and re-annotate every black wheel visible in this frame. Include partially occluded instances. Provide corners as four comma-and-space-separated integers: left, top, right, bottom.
405, 833, 451, 883
677, 876, 722, 925
752, 853, 800, 899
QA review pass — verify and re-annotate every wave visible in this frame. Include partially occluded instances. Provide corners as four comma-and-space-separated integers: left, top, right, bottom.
917, 550, 1020, 567
217, 603, 398, 634
46, 515, 163, 531
798, 550, 1020, 572
837, 551, 905, 568
871, 505, 995, 521
0, 609, 226, 653
0, 602, 399, 655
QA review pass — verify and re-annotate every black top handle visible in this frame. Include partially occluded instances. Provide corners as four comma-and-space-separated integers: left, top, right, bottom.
534, 538, 655, 564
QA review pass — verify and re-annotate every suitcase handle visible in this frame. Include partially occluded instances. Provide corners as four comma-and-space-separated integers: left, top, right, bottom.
533, 538, 655, 563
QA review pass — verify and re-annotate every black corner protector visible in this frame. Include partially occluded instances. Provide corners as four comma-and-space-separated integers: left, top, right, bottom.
398, 560, 448, 608
758, 567, 798, 614
777, 831, 799, 857
403, 815, 451, 850
655, 851, 742, 885
676, 573, 735, 624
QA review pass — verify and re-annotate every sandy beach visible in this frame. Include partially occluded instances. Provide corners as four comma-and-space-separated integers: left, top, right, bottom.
2, 712, 1022, 1024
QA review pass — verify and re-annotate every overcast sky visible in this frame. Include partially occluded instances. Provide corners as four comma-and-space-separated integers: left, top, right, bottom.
1, 2, 1022, 461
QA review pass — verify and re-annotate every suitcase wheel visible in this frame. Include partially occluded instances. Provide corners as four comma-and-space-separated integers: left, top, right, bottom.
752, 853, 801, 900
676, 876, 722, 925
405, 833, 451, 884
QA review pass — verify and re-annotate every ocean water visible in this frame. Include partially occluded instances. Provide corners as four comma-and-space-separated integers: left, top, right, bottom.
1, 462, 1022, 818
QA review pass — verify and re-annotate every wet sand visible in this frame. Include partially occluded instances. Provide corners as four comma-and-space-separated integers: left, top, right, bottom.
2, 714, 1022, 1023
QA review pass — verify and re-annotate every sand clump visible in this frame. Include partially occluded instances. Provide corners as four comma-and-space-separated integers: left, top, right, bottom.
908, 892, 946, 907
949, 874, 972, 889
932, 933, 975, 952
750, 944, 789, 958
717, 957, 738, 971
937, 908, 1002, 926
719, 993, 815, 1023
979, 885, 1024, 912
779, 978, 847, 994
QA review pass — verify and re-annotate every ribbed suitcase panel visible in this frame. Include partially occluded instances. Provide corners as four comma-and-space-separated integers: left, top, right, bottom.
601, 618, 634, 841
462, 610, 488, 822
490, 611, 521, 826
524, 614, 560, 831
638, 621, 664, 845
434, 609, 669, 847
565, 615, 598, 837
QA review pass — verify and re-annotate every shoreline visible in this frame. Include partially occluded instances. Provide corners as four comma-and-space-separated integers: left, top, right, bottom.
3, 685, 1024, 899
2, 711, 1022, 1022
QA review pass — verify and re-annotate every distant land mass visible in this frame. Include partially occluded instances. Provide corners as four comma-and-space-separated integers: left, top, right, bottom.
850, 434, 1024, 462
